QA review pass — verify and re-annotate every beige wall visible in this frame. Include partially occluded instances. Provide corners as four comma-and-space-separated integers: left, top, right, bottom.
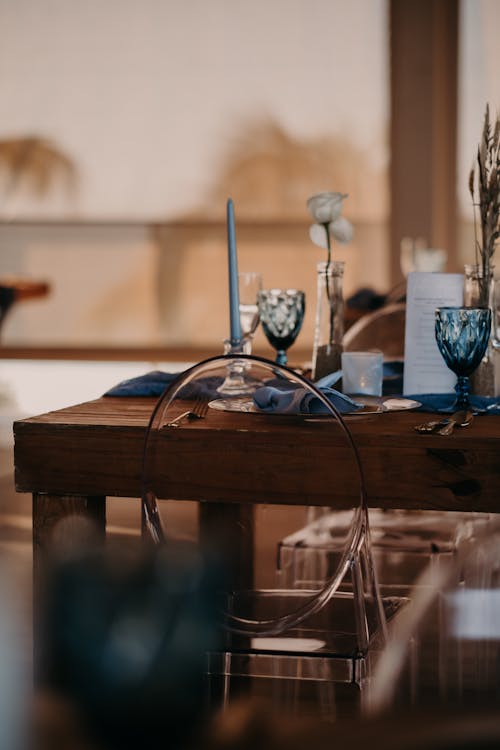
2, 2, 499, 356
0, 0, 390, 353
0, 0, 389, 222
1, 225, 160, 346
1, 219, 388, 352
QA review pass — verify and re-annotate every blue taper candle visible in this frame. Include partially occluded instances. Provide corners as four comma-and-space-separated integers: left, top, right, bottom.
227, 198, 243, 345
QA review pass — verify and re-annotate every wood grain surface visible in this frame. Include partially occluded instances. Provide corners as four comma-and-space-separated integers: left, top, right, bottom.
13, 396, 500, 513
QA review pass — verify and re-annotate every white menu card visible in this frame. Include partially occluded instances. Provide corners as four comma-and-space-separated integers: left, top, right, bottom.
403, 272, 464, 395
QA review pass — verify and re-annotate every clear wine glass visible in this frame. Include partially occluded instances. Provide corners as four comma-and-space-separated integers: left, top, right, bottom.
257, 288, 305, 366
435, 306, 492, 412
216, 273, 263, 397
238, 272, 262, 353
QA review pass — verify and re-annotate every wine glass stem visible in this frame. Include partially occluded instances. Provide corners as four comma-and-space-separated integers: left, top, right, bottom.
455, 375, 470, 408
276, 350, 288, 366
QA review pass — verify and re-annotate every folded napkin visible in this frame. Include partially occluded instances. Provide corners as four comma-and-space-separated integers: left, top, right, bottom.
104, 370, 182, 397
104, 365, 500, 415
405, 393, 500, 413
253, 384, 362, 415
104, 370, 224, 400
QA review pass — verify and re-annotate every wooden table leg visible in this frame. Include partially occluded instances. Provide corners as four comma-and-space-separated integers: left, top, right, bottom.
33, 493, 106, 567
199, 503, 255, 707
198, 502, 254, 590
32, 493, 106, 680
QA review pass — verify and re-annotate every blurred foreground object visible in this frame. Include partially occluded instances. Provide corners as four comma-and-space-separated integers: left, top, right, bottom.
39, 536, 222, 750
0, 564, 27, 750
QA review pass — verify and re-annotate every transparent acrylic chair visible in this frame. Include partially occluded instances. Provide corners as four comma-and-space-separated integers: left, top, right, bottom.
343, 302, 406, 360
141, 354, 402, 720
278, 508, 491, 592
367, 517, 500, 717
279, 302, 490, 593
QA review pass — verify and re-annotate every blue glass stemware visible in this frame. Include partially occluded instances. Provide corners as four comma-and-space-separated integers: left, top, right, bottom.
257, 289, 305, 366
435, 306, 492, 412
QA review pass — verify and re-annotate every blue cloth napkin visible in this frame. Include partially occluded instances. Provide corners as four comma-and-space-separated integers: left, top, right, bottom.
104, 361, 404, 398
253, 384, 363, 415
313, 363, 500, 413
381, 360, 404, 395
405, 393, 500, 413
104, 370, 183, 397
104, 370, 225, 400
105, 367, 362, 415
103, 364, 500, 415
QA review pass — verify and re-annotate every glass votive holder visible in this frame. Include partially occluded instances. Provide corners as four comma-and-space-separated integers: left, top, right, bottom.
341, 350, 383, 396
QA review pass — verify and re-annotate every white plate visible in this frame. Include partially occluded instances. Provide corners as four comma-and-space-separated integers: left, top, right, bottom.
382, 397, 421, 411
208, 397, 382, 418
353, 395, 422, 412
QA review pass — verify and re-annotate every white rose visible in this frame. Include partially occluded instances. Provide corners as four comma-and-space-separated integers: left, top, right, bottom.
309, 217, 353, 249
309, 223, 329, 249
330, 216, 353, 244
307, 191, 348, 224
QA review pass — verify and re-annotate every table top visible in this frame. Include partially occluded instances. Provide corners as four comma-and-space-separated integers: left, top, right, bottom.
13, 396, 500, 513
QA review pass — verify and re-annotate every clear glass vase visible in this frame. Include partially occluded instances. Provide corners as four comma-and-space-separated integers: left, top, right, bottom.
311, 260, 345, 380
463, 263, 496, 397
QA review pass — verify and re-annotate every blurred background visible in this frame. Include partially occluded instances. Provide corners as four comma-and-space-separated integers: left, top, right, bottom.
0, 0, 498, 360
0, 3, 499, 744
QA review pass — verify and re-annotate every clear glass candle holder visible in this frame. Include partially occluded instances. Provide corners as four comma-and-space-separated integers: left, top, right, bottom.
341, 350, 383, 396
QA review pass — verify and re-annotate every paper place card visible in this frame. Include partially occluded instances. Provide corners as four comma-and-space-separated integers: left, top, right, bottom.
403, 272, 464, 395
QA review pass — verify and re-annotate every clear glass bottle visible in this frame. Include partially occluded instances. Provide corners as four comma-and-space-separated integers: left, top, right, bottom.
312, 260, 345, 380
464, 264, 494, 309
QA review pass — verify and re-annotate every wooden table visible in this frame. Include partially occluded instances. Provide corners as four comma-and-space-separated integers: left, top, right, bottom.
13, 393, 500, 681
13, 395, 500, 573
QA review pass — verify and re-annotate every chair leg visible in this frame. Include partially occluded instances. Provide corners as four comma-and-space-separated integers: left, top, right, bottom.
222, 652, 231, 710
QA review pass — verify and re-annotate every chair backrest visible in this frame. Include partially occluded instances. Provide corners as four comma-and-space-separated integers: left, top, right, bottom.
141, 353, 386, 643
367, 517, 500, 716
343, 303, 406, 359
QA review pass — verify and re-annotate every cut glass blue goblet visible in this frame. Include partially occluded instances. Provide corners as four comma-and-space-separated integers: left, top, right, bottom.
257, 289, 305, 366
435, 306, 492, 412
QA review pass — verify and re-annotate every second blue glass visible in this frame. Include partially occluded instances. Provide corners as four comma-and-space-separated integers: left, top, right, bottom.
258, 289, 305, 366
435, 306, 492, 412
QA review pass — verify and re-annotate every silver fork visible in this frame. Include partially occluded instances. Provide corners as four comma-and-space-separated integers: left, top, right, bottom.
167, 394, 210, 427
191, 394, 210, 420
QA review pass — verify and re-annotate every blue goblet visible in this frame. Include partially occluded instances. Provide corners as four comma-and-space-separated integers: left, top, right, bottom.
257, 289, 305, 366
435, 306, 492, 412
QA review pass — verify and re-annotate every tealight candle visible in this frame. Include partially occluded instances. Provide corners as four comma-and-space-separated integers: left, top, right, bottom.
341, 350, 383, 396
